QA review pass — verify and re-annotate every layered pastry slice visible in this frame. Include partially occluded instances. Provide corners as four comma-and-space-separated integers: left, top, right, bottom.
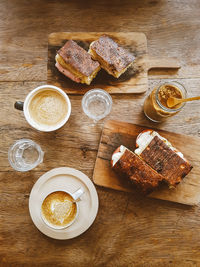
111, 145, 165, 194
55, 40, 100, 85
88, 36, 135, 78
135, 130, 193, 187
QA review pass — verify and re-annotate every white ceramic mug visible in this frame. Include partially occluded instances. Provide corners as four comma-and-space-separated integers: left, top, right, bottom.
14, 85, 71, 132
40, 188, 84, 230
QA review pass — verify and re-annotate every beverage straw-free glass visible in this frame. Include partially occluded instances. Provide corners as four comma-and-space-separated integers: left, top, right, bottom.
82, 89, 112, 122
8, 139, 44, 172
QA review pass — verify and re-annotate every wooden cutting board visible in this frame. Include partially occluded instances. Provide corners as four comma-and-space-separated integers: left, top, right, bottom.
93, 120, 200, 206
48, 32, 180, 94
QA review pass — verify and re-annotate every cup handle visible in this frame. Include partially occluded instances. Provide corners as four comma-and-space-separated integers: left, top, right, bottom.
71, 188, 84, 201
14, 101, 24, 111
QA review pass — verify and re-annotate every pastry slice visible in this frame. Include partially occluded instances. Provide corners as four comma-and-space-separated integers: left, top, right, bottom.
89, 36, 135, 78
111, 145, 165, 194
55, 40, 100, 85
135, 130, 193, 187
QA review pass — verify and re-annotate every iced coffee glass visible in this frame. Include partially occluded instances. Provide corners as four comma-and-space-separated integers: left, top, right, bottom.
143, 81, 187, 122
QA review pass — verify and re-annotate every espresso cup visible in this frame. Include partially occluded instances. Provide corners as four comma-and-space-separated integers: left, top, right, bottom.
15, 85, 71, 132
41, 188, 84, 230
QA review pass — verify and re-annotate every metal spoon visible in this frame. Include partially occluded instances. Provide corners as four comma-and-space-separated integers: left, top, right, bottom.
167, 95, 200, 108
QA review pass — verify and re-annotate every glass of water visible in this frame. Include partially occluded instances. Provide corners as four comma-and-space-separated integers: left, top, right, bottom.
82, 89, 112, 122
8, 139, 44, 172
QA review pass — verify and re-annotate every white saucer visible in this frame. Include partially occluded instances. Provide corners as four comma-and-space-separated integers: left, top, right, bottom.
29, 167, 99, 240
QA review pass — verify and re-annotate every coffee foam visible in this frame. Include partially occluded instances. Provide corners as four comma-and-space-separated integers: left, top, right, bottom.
50, 200, 72, 224
28, 89, 68, 129
41, 191, 77, 228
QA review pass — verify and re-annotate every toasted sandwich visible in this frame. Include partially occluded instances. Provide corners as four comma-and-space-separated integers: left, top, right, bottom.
111, 145, 165, 194
55, 40, 100, 85
89, 35, 135, 78
111, 130, 193, 194
135, 130, 193, 187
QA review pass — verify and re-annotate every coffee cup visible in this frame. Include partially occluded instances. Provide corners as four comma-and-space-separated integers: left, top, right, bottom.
14, 85, 71, 132
41, 188, 84, 230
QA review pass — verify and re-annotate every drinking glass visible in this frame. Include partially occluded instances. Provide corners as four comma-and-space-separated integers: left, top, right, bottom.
8, 139, 44, 171
82, 89, 112, 122
143, 81, 187, 122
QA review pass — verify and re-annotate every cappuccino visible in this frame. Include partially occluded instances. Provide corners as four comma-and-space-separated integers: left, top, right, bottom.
29, 89, 68, 128
41, 191, 77, 229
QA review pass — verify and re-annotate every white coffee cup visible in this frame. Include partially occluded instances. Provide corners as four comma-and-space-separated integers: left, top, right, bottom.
40, 188, 84, 230
14, 85, 71, 132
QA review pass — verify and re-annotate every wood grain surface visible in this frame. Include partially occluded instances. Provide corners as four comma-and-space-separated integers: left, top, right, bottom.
48, 32, 180, 94
93, 120, 200, 205
1, 0, 200, 266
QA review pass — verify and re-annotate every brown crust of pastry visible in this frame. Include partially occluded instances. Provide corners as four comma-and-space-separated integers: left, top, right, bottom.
140, 136, 193, 186
90, 35, 135, 73
112, 148, 164, 194
58, 40, 100, 77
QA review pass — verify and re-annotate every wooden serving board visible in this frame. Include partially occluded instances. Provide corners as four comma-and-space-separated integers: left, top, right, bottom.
48, 32, 180, 94
93, 120, 200, 206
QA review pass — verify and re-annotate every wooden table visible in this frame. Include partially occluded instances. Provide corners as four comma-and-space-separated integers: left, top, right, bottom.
1, 0, 200, 266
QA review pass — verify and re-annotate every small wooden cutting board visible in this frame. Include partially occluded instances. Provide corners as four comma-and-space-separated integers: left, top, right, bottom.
93, 120, 200, 206
48, 32, 180, 94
